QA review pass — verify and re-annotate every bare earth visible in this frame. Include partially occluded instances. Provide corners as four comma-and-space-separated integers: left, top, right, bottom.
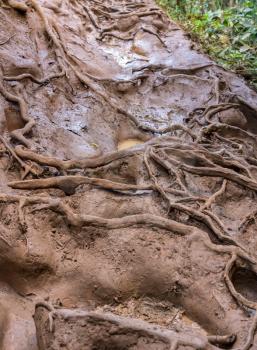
0, 0, 257, 349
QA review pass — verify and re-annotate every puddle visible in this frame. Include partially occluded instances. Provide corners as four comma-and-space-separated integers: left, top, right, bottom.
102, 41, 136, 68
118, 138, 144, 151
231, 267, 257, 302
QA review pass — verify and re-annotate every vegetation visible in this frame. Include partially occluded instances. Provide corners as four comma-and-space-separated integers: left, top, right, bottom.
157, 0, 257, 88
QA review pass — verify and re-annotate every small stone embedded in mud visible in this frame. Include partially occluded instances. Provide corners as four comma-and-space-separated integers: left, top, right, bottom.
118, 138, 144, 150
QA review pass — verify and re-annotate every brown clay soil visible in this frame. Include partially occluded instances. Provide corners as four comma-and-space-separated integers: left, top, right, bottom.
0, 0, 257, 349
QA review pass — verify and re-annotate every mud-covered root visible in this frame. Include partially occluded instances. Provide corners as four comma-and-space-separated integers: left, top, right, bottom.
3, 69, 65, 85
0, 78, 35, 148
7, 0, 28, 12
8, 176, 154, 195
0, 191, 195, 235
35, 301, 55, 333
34, 305, 214, 350
0, 137, 43, 179
197, 122, 256, 144
239, 209, 257, 233
208, 334, 236, 347
240, 312, 257, 350
200, 179, 227, 211
14, 144, 144, 171
144, 146, 247, 248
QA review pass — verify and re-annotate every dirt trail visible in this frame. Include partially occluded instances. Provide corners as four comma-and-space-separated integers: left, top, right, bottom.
0, 0, 257, 349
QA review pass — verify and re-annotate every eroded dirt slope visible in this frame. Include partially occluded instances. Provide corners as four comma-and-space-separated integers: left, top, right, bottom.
0, 0, 257, 349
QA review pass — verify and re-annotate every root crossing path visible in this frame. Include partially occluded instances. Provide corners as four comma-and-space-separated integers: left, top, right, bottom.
0, 0, 257, 349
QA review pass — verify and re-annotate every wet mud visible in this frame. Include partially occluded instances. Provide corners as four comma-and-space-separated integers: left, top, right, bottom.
0, 0, 257, 349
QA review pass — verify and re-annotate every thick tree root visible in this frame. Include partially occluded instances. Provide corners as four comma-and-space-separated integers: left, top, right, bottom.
1, 192, 250, 259
34, 305, 216, 350
8, 176, 153, 195
0, 192, 196, 235
14, 144, 145, 170
12, 136, 180, 172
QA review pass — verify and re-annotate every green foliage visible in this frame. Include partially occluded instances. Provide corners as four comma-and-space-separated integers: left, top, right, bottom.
157, 0, 257, 89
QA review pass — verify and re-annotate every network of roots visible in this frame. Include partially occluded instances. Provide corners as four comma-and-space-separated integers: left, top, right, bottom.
0, 0, 257, 349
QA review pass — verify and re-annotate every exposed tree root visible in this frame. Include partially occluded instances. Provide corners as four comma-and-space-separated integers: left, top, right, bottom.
81, 4, 101, 30
158, 73, 211, 84
11, 134, 257, 252
239, 209, 257, 233
8, 176, 153, 195
32, 204, 196, 236
1, 192, 251, 261
14, 144, 145, 170
202, 103, 239, 123
100, 32, 134, 41
141, 27, 168, 48
94, 9, 163, 20
133, 62, 213, 74
154, 144, 257, 192
0, 33, 15, 45
145, 148, 245, 248
35, 305, 209, 349
3, 70, 65, 84
240, 312, 257, 350
35, 301, 55, 333
12, 136, 180, 172
198, 122, 256, 142
139, 123, 197, 138
180, 163, 257, 192
0, 78, 35, 148
0, 136, 43, 179
0, 192, 199, 236
200, 179, 227, 210
1, 1, 257, 348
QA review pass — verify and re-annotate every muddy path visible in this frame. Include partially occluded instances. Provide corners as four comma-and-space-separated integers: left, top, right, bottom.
0, 0, 257, 349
